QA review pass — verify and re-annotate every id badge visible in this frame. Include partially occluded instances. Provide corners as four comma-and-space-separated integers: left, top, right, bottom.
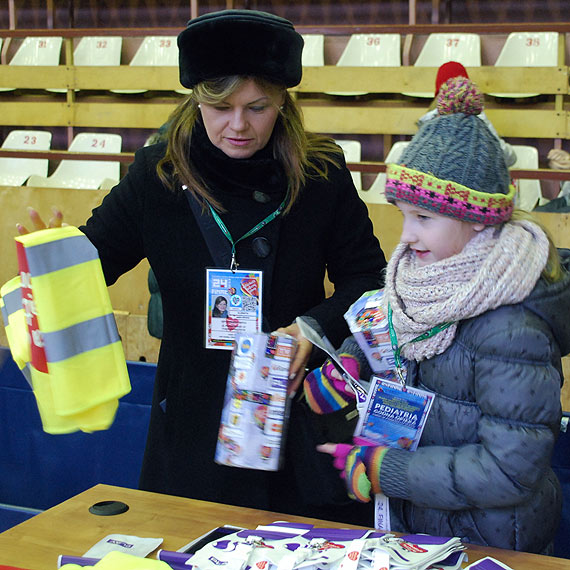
205, 268, 263, 350
354, 375, 435, 451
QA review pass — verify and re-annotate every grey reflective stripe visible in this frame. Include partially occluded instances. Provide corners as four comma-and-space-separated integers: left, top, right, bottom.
25, 235, 99, 277
0, 303, 8, 327
42, 313, 120, 363
21, 364, 33, 389
2, 287, 23, 317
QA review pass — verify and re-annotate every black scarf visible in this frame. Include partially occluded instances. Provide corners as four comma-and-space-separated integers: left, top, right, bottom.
189, 119, 288, 211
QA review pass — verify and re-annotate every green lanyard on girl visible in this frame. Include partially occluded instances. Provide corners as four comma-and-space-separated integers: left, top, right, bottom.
387, 303, 455, 387
208, 194, 288, 272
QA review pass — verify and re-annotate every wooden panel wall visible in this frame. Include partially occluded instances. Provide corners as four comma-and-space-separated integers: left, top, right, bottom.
1, 0, 567, 29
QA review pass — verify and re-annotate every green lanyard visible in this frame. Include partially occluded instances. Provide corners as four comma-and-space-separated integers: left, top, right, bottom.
387, 303, 455, 386
208, 194, 288, 272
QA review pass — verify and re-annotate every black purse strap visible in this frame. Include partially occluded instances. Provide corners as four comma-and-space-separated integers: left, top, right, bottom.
184, 188, 232, 269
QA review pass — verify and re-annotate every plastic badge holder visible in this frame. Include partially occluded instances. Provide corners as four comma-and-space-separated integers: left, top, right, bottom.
353, 376, 434, 451
215, 332, 296, 471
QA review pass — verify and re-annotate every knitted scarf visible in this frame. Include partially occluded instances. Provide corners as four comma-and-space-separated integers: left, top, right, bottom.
383, 219, 550, 361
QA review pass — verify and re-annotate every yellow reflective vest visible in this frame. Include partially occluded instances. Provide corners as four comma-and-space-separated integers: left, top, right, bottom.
0, 226, 130, 434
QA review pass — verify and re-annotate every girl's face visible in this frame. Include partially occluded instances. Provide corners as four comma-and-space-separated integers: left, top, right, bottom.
396, 201, 484, 267
216, 300, 227, 311
199, 79, 284, 159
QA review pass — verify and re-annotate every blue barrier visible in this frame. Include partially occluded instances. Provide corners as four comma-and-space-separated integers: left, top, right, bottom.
0, 346, 154, 522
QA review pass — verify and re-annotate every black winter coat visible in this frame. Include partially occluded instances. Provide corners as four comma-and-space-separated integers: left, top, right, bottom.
81, 138, 386, 521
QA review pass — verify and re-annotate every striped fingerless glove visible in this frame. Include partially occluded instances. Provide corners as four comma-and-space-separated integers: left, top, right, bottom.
303, 354, 360, 414
344, 445, 388, 503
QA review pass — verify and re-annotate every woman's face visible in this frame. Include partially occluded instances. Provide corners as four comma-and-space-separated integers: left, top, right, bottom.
216, 299, 227, 311
199, 79, 284, 159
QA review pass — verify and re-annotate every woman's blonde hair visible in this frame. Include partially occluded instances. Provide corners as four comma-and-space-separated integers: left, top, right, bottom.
510, 209, 564, 283
157, 75, 343, 214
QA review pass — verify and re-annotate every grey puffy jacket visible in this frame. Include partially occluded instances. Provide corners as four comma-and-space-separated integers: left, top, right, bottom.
345, 249, 570, 553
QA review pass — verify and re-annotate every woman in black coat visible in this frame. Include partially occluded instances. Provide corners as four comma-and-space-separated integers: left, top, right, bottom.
20, 10, 386, 523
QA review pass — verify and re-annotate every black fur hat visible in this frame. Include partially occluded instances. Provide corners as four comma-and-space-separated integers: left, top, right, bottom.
177, 9, 304, 89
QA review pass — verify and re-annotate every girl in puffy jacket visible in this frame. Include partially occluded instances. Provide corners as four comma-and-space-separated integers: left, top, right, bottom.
309, 77, 570, 554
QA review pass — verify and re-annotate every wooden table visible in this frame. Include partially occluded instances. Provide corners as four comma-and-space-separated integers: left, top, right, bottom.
0, 484, 567, 570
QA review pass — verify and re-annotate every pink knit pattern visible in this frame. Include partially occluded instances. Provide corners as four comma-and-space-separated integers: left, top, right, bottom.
385, 164, 515, 225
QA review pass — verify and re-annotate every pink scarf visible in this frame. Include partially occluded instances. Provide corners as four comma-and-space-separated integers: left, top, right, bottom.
382, 220, 549, 361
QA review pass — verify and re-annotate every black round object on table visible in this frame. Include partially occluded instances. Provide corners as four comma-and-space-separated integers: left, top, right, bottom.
88, 500, 129, 516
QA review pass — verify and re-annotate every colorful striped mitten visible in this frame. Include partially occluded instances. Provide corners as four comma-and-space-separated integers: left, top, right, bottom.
344, 445, 388, 503
303, 354, 360, 414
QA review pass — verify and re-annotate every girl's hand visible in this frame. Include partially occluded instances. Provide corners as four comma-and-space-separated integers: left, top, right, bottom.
16, 207, 64, 236
275, 322, 313, 397
317, 442, 353, 472
318, 442, 388, 503
303, 355, 359, 414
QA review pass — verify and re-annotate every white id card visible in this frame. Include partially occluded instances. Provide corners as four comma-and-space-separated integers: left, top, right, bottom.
205, 268, 263, 350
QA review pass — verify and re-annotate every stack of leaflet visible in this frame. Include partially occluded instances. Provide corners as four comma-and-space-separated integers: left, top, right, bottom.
370, 534, 466, 570
156, 523, 467, 570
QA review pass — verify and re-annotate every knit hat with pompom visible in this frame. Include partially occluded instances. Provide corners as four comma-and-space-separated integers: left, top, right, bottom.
385, 77, 515, 225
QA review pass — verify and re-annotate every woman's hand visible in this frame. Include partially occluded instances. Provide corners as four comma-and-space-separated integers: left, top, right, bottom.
16, 207, 64, 236
275, 322, 312, 397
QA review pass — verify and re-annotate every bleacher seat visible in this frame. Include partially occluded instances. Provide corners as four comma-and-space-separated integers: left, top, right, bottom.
111, 36, 178, 94
335, 139, 362, 190
489, 32, 559, 98
26, 132, 121, 190
403, 33, 481, 98
359, 141, 409, 204
0, 36, 63, 92
328, 34, 401, 96
301, 34, 325, 67
0, 130, 51, 186
47, 36, 122, 93
510, 144, 542, 211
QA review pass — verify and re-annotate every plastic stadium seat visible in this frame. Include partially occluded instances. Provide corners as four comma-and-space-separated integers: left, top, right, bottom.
0, 130, 52, 186
0, 36, 63, 92
301, 34, 325, 67
403, 33, 481, 98
27, 133, 121, 190
47, 36, 122, 93
510, 144, 542, 211
328, 34, 401, 96
360, 141, 410, 204
111, 36, 178, 94
335, 139, 362, 190
489, 32, 559, 98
